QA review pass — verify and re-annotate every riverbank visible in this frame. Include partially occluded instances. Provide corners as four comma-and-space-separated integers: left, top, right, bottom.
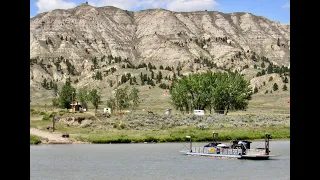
30, 111, 290, 144
73, 126, 289, 144
30, 134, 42, 144
30, 128, 91, 144
30, 128, 289, 144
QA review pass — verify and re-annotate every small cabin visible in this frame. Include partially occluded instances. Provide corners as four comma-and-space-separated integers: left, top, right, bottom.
69, 101, 82, 112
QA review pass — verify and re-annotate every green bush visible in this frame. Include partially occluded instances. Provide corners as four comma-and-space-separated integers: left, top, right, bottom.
49, 112, 57, 118
30, 135, 41, 144
119, 124, 126, 129
42, 114, 50, 121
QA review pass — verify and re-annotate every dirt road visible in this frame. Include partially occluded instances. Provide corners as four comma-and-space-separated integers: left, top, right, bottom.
30, 128, 73, 144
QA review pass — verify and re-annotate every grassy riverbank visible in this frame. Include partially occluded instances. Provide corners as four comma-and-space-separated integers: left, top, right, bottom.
30, 119, 289, 144
30, 134, 42, 144
74, 126, 289, 143
30, 104, 290, 144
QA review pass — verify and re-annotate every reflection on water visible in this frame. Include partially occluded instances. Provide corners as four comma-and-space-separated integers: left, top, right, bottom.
30, 140, 289, 180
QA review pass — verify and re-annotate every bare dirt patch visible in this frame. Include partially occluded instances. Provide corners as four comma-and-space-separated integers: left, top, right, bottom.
30, 115, 43, 121
30, 128, 73, 144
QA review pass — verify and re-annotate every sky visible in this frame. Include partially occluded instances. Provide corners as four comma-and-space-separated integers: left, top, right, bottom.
30, 0, 290, 24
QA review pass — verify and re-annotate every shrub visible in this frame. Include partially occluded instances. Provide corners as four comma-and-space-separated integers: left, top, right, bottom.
30, 135, 42, 144
42, 114, 50, 121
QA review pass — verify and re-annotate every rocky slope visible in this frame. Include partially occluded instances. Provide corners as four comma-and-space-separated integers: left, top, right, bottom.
30, 3, 290, 105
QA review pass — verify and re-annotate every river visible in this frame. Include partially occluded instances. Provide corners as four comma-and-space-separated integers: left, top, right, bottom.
30, 140, 289, 180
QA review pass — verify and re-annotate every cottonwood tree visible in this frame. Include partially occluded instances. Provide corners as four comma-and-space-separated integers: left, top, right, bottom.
89, 89, 102, 113
77, 87, 89, 109
117, 86, 131, 112
130, 87, 140, 112
106, 97, 116, 113
211, 72, 252, 114
169, 72, 252, 115
106, 86, 140, 113
58, 78, 76, 108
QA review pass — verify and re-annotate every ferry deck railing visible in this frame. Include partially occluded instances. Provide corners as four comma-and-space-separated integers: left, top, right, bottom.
191, 147, 243, 155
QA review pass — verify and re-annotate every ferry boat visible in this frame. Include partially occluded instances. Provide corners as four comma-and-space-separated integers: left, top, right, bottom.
181, 132, 279, 160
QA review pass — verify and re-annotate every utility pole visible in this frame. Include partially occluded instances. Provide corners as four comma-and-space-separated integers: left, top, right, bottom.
116, 74, 119, 114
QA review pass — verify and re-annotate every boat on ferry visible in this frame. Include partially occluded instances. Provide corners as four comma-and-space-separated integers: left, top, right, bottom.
181, 132, 278, 160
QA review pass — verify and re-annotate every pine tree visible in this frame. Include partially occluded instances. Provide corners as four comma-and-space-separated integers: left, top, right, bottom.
268, 76, 273, 82
121, 75, 127, 84
273, 83, 278, 91
148, 62, 152, 71
267, 64, 273, 74
256, 72, 262, 77
42, 78, 47, 89
140, 72, 143, 81
282, 84, 287, 91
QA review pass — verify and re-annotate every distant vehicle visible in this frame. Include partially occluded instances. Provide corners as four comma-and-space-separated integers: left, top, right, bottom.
62, 133, 69, 138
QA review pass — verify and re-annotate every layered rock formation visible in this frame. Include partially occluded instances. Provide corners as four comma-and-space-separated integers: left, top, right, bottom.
30, 4, 290, 104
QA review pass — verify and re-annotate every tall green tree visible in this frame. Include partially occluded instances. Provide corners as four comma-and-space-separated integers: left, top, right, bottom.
77, 87, 89, 109
169, 80, 190, 113
129, 87, 140, 112
211, 73, 252, 114
106, 97, 116, 113
117, 86, 130, 112
106, 86, 140, 113
89, 89, 102, 113
169, 72, 252, 115
58, 78, 76, 108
